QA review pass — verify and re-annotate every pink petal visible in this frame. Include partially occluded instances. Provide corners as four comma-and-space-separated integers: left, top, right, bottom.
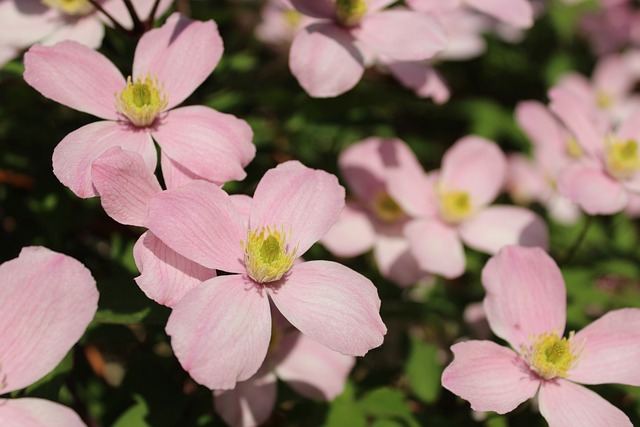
288, 0, 335, 18
144, 180, 246, 273
249, 161, 345, 257
166, 275, 272, 390
439, 136, 506, 208
133, 13, 223, 110
0, 247, 98, 393
213, 368, 277, 427
374, 233, 428, 287
274, 332, 355, 400
41, 15, 104, 49
320, 202, 376, 258
441, 341, 539, 414
366, 0, 398, 13
505, 154, 549, 204
23, 41, 124, 120
289, 22, 365, 98
230, 194, 253, 228
387, 61, 450, 103
557, 164, 629, 215
539, 380, 632, 427
0, 0, 58, 47
593, 54, 636, 101
459, 205, 549, 255
465, 0, 533, 28
514, 101, 566, 172
615, 107, 640, 142
159, 152, 201, 190
267, 260, 386, 356
91, 147, 162, 226
0, 398, 86, 427
568, 309, 640, 386
482, 246, 566, 351
355, 10, 446, 61
405, 219, 465, 279
133, 232, 217, 308
100, 0, 174, 29
386, 164, 439, 218
52, 121, 156, 198
152, 106, 255, 184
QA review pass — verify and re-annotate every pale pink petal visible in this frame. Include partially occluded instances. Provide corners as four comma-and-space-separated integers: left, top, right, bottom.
615, 107, 640, 142
52, 121, 156, 198
0, 398, 86, 427
505, 154, 549, 204
91, 147, 161, 226
593, 54, 635, 100
250, 161, 345, 257
41, 15, 104, 49
374, 233, 428, 287
465, 0, 533, 28
160, 153, 201, 190
320, 202, 375, 257
213, 368, 278, 427
568, 309, 640, 386
387, 62, 450, 103
482, 246, 566, 350
289, 23, 365, 98
539, 380, 632, 427
557, 164, 629, 215
133, 13, 223, 109
267, 260, 386, 356
514, 101, 566, 171
386, 167, 438, 218
274, 332, 355, 400
152, 106, 255, 184
405, 218, 465, 279
0, 247, 98, 393
459, 205, 549, 255
230, 194, 253, 227
441, 341, 539, 414
23, 41, 124, 120
0, 45, 19, 68
355, 10, 446, 61
546, 193, 581, 225
166, 275, 272, 390
144, 180, 246, 273
288, 0, 335, 18
439, 136, 506, 208
133, 232, 217, 308
367, 0, 398, 13
0, 0, 58, 47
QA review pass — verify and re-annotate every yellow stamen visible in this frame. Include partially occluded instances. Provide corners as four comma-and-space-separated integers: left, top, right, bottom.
596, 91, 613, 110
605, 136, 640, 179
41, 0, 93, 15
372, 192, 405, 222
521, 331, 583, 380
336, 0, 367, 26
115, 75, 168, 127
242, 226, 298, 284
284, 9, 302, 28
439, 190, 473, 223
566, 136, 583, 159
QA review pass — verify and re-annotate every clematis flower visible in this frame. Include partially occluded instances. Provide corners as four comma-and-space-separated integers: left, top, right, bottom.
144, 160, 386, 389
24, 12, 255, 198
255, 0, 316, 49
287, 0, 447, 97
214, 314, 354, 427
321, 137, 431, 287
442, 245, 640, 426
386, 135, 548, 279
0, 246, 99, 426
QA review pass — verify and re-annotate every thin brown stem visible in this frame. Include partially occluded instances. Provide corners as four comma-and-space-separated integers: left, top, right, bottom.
86, 0, 130, 34
122, 0, 145, 35
144, 0, 163, 30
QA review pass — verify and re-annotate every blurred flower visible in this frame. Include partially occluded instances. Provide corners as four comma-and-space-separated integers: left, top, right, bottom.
442, 245, 640, 426
406, 0, 534, 29
0, 246, 98, 426
24, 13, 255, 198
254, 0, 315, 49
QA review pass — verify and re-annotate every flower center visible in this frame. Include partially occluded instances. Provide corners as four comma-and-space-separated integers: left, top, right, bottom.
372, 192, 404, 222
242, 226, 298, 284
439, 190, 473, 223
596, 91, 613, 110
521, 331, 583, 380
284, 9, 302, 28
566, 136, 583, 159
336, 0, 367, 26
605, 136, 640, 180
115, 75, 168, 127
41, 0, 93, 15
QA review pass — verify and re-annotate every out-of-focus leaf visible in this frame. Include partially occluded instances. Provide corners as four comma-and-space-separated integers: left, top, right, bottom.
405, 337, 442, 404
359, 387, 419, 427
112, 395, 150, 427
324, 381, 366, 427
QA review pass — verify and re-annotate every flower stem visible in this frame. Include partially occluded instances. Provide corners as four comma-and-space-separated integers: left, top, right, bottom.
87, 0, 130, 34
559, 215, 593, 265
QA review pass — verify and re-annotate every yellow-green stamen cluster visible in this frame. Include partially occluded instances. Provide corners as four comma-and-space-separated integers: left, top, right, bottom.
439, 190, 473, 224
372, 192, 405, 222
521, 331, 583, 380
336, 0, 367, 26
566, 136, 583, 159
242, 226, 298, 284
605, 136, 640, 179
284, 9, 302, 28
41, 0, 93, 15
115, 75, 168, 127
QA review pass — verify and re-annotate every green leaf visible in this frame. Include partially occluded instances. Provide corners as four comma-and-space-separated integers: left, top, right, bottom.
359, 387, 419, 427
112, 395, 150, 427
405, 337, 442, 404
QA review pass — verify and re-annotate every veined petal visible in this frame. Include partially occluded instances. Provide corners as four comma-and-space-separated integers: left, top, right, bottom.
24, 40, 124, 120
482, 246, 566, 351
52, 121, 156, 198
405, 219, 465, 279
320, 202, 376, 258
557, 164, 629, 215
166, 275, 272, 390
387, 61, 451, 103
0, 247, 98, 393
0, 398, 86, 427
441, 341, 539, 414
385, 152, 439, 218
374, 233, 428, 287
268, 260, 386, 356
41, 14, 104, 49
133, 13, 223, 110
159, 153, 201, 190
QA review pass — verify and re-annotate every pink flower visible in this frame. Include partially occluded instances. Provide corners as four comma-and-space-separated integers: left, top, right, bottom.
214, 315, 354, 427
255, 0, 316, 49
320, 137, 431, 287
287, 0, 447, 97
406, 0, 534, 29
442, 245, 640, 426
144, 160, 387, 389
0, 246, 99, 426
386, 135, 548, 279
23, 12, 255, 198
